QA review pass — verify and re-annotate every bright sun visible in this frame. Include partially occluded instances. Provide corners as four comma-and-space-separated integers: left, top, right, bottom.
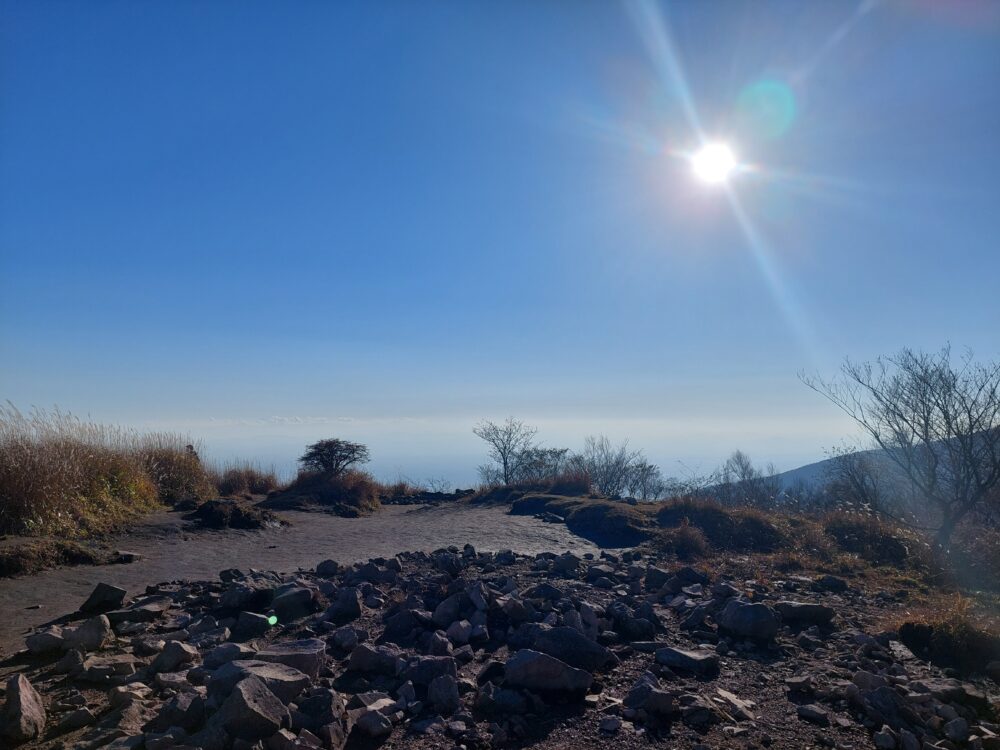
690, 142, 737, 185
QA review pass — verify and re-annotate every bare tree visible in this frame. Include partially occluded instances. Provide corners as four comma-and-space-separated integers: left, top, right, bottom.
571, 435, 641, 497
473, 417, 538, 486
512, 447, 570, 484
803, 346, 1000, 546
715, 450, 781, 508
626, 459, 666, 501
823, 445, 891, 514
299, 438, 370, 477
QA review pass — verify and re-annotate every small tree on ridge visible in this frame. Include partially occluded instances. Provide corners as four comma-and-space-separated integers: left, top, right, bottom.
299, 438, 370, 477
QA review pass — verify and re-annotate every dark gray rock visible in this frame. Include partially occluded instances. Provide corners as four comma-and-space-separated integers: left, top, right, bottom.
81, 583, 127, 614
775, 600, 835, 625
533, 626, 618, 672
655, 646, 720, 676
428, 674, 461, 715
256, 638, 326, 679
348, 644, 403, 676
213, 676, 288, 740
208, 660, 311, 706
717, 599, 779, 641
503, 649, 593, 693
324, 587, 362, 624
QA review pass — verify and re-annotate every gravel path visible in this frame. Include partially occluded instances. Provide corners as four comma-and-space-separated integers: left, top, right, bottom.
0, 504, 600, 657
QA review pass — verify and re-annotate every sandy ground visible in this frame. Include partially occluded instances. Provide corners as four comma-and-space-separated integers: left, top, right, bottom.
0, 504, 600, 658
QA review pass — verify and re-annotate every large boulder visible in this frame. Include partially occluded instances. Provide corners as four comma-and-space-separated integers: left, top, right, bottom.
2, 674, 46, 743
347, 644, 403, 676
717, 600, 779, 641
532, 626, 618, 672
504, 649, 593, 694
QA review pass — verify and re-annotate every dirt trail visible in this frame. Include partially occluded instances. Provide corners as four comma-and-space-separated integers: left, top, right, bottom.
0, 504, 599, 656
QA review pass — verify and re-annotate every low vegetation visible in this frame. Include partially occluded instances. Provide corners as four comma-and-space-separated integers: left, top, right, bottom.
0, 539, 118, 578
0, 404, 215, 536
187, 498, 284, 530
209, 460, 282, 497
263, 469, 381, 517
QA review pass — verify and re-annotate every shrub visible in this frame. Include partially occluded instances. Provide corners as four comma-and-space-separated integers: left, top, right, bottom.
822, 510, 911, 565
656, 520, 709, 560
264, 469, 381, 517
213, 461, 281, 497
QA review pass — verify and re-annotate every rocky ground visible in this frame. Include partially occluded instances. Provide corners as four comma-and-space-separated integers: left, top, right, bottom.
1, 545, 998, 750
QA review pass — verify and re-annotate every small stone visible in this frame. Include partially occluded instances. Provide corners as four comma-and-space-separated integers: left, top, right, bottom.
796, 703, 829, 726
600, 716, 622, 733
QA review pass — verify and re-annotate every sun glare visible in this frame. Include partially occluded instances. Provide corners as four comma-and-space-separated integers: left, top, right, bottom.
691, 142, 737, 185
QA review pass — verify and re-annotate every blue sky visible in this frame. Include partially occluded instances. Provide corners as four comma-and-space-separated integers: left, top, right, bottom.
2, 1, 999, 484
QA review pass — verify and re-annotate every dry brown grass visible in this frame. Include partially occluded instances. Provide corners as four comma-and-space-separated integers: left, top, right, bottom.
210, 460, 282, 497
656, 496, 786, 552
0, 404, 215, 536
892, 593, 1000, 675
262, 468, 381, 517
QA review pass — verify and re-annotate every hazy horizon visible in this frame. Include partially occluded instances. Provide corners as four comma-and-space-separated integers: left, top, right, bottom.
3, 1, 999, 485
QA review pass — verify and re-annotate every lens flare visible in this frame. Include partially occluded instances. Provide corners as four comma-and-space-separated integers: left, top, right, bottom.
267, 615, 278, 626
691, 142, 737, 184
737, 78, 797, 139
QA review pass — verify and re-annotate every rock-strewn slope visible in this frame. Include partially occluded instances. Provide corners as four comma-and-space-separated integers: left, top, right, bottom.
2, 546, 998, 749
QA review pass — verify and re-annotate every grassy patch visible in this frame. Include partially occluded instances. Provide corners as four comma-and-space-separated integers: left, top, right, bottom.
0, 540, 117, 578
262, 469, 381, 517
0, 405, 216, 536
656, 497, 786, 552
210, 460, 282, 497
822, 510, 913, 566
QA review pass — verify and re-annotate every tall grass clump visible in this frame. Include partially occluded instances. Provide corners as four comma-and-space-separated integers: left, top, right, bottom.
210, 460, 282, 497
0, 404, 214, 536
